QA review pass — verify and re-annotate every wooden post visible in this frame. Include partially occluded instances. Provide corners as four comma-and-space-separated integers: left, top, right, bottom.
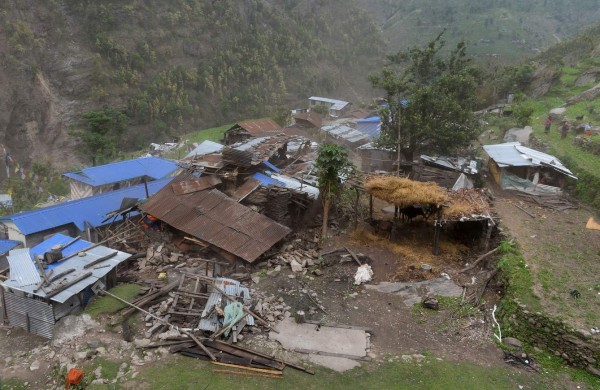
353, 188, 359, 230
432, 207, 442, 256
483, 219, 493, 252
0, 287, 8, 325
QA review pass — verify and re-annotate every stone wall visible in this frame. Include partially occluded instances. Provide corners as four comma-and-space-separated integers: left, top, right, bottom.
500, 299, 600, 375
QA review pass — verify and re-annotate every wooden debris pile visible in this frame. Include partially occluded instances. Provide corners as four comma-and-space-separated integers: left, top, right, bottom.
514, 192, 577, 211
445, 189, 492, 220
364, 176, 448, 207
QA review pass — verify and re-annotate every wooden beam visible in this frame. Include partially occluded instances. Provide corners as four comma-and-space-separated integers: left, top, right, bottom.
45, 272, 93, 299
211, 362, 282, 375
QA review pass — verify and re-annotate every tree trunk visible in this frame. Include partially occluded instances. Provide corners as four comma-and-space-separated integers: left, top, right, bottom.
321, 197, 331, 240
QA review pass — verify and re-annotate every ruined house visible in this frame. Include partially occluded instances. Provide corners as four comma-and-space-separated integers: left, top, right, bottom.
223, 119, 282, 145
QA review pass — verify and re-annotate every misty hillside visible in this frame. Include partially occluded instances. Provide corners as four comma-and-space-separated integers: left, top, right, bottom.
357, 0, 600, 63
0, 0, 384, 168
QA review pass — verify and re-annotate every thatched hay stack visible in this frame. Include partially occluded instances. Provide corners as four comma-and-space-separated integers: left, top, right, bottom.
364, 176, 448, 207
444, 189, 491, 219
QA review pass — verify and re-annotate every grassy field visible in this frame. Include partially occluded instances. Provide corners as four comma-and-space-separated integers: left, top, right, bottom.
127, 356, 559, 390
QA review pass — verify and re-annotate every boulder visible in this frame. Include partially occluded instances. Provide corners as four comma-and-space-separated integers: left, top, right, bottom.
502, 337, 523, 349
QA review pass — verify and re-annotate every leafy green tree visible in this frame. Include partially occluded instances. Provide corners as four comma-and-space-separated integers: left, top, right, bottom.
315, 144, 354, 239
70, 108, 127, 166
369, 32, 482, 161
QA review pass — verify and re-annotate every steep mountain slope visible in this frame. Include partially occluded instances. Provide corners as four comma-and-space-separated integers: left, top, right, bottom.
357, 0, 600, 63
0, 0, 385, 169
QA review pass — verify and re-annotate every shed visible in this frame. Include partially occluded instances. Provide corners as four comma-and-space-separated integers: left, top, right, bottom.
0, 234, 131, 338
0, 178, 172, 247
224, 119, 282, 145
293, 112, 323, 129
63, 156, 178, 199
482, 142, 577, 191
357, 143, 396, 172
308, 97, 351, 118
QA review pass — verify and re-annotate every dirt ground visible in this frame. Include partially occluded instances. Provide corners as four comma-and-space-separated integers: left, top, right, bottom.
492, 192, 600, 330
0, 207, 595, 388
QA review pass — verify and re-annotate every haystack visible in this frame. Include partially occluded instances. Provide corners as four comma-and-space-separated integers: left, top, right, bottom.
444, 188, 491, 219
364, 176, 448, 208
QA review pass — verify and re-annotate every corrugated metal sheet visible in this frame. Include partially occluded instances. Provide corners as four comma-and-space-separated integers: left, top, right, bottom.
198, 277, 253, 332
2, 236, 131, 303
0, 177, 172, 235
63, 156, 178, 187
231, 178, 261, 202
171, 176, 222, 195
184, 141, 224, 159
7, 249, 40, 287
4, 292, 55, 338
140, 176, 291, 262
322, 124, 369, 144
0, 239, 21, 255
309, 97, 350, 111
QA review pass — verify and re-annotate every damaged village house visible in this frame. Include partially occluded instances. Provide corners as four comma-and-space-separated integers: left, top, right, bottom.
0, 132, 324, 376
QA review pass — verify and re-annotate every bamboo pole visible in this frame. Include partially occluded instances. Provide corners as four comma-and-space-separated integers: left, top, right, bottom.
211, 369, 282, 379
211, 362, 283, 375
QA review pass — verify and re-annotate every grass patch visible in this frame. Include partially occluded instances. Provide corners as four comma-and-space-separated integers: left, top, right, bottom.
184, 123, 231, 144
134, 355, 551, 389
532, 350, 600, 389
0, 378, 28, 389
83, 357, 122, 389
84, 284, 141, 318
497, 241, 541, 311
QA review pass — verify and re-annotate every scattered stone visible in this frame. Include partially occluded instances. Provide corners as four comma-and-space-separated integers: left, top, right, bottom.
586, 365, 600, 378
421, 296, 439, 310
288, 274, 296, 279
313, 269, 324, 276
502, 337, 523, 349
74, 352, 88, 361
29, 360, 40, 371
290, 260, 303, 273
133, 339, 152, 348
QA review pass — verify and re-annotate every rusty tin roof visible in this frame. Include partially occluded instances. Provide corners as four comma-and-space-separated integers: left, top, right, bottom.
140, 174, 291, 262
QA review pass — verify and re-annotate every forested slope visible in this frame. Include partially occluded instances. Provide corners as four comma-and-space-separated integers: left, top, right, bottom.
0, 0, 384, 168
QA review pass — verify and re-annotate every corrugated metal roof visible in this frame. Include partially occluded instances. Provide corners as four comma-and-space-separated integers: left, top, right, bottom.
322, 124, 369, 144
252, 173, 286, 187
261, 160, 280, 173
293, 112, 323, 128
140, 176, 291, 262
171, 176, 222, 195
7, 248, 40, 287
233, 119, 281, 136
184, 141, 224, 159
309, 97, 350, 110
483, 142, 577, 178
0, 178, 173, 235
2, 235, 131, 303
29, 233, 92, 266
356, 120, 381, 139
63, 157, 178, 187
0, 239, 21, 255
231, 178, 261, 202
270, 174, 319, 199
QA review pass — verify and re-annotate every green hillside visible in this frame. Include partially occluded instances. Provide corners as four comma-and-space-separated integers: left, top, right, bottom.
0, 0, 385, 166
357, 0, 600, 64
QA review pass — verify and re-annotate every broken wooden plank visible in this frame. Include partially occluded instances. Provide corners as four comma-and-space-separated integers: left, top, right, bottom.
83, 251, 118, 269
344, 247, 362, 266
514, 204, 535, 218
211, 369, 282, 379
211, 362, 283, 375
45, 272, 93, 299
459, 247, 500, 273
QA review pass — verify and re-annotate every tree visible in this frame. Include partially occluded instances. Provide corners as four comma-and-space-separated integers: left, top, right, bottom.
369, 31, 482, 162
315, 144, 354, 240
70, 108, 128, 166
